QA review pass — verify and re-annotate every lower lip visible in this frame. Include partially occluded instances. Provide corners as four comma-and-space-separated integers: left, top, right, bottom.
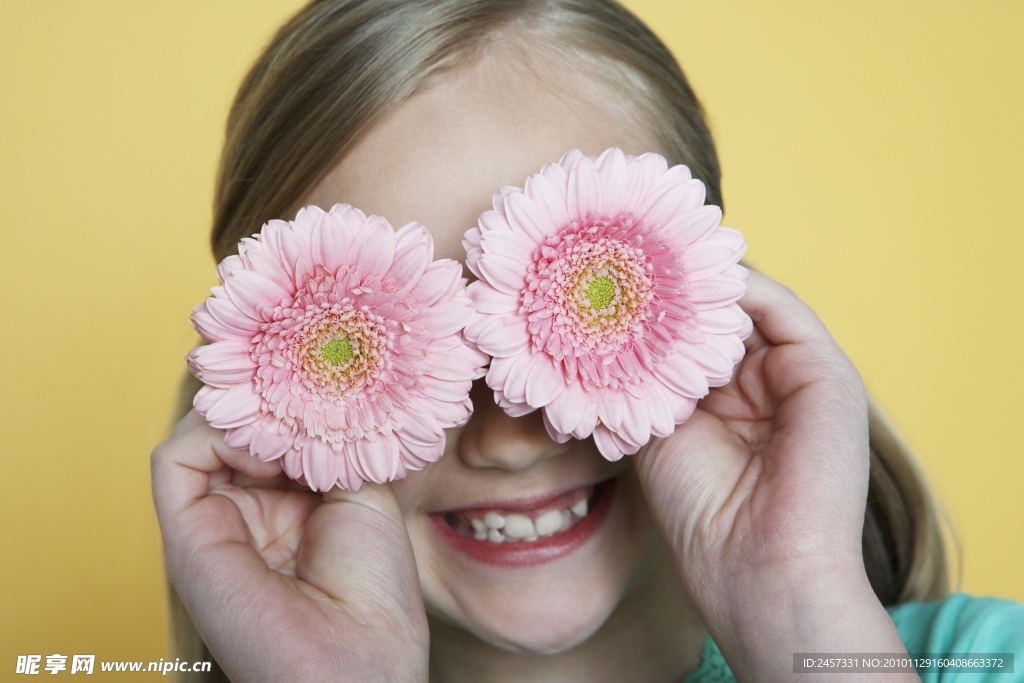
429, 478, 618, 567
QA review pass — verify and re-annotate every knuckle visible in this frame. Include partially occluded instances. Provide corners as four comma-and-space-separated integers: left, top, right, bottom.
150, 442, 169, 472
775, 282, 798, 300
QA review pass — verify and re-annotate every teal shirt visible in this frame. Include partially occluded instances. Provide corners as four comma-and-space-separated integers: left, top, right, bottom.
685, 594, 1024, 682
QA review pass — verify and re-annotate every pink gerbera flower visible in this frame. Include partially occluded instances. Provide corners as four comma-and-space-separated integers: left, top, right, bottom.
464, 148, 752, 460
188, 204, 487, 491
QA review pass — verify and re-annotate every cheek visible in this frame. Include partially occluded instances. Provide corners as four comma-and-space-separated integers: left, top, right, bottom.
390, 467, 428, 511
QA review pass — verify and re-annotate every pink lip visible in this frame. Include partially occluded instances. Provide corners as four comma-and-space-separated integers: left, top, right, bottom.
429, 477, 618, 567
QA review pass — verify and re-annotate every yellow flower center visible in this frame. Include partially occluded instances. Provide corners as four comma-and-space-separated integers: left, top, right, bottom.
584, 276, 616, 311
320, 336, 354, 366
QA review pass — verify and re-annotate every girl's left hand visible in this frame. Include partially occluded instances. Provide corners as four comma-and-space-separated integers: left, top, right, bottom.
633, 271, 915, 682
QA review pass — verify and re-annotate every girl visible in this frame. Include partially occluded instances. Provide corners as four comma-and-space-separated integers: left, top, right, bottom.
151, 1, 1023, 681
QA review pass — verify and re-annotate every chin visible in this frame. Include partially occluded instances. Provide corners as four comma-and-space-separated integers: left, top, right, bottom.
445, 573, 625, 654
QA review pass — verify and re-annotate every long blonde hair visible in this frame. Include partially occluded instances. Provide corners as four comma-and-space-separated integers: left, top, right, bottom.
168, 1, 951, 678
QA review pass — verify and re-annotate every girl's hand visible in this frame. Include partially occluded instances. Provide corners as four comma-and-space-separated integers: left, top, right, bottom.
151, 411, 428, 683
634, 271, 915, 682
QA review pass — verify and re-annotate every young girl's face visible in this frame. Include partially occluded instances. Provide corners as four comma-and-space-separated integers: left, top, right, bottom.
304, 52, 668, 654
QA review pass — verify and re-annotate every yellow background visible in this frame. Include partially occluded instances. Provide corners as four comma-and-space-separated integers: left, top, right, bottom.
1, 0, 1020, 666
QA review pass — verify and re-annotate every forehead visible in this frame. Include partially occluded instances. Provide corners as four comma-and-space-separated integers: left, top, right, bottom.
302, 54, 664, 263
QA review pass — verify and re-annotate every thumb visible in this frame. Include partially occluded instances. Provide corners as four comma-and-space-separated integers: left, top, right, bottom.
297, 483, 425, 627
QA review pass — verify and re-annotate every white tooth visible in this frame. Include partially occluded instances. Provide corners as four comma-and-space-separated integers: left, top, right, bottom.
571, 499, 589, 517
535, 509, 563, 536
524, 535, 538, 542
503, 514, 535, 539
487, 529, 504, 543
474, 529, 487, 541
471, 518, 486, 534
559, 509, 572, 531
484, 512, 505, 529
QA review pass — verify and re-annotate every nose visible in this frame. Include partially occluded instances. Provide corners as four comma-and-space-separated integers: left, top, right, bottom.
457, 380, 572, 472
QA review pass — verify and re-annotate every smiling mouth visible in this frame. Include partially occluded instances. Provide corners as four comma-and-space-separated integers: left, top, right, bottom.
442, 481, 608, 544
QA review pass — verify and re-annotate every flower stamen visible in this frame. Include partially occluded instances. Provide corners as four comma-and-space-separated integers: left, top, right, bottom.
320, 336, 354, 366
584, 276, 616, 310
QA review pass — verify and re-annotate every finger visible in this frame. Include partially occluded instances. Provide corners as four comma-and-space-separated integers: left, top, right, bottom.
152, 438, 282, 586
298, 483, 424, 618
230, 468, 291, 489
738, 272, 863, 402
633, 408, 750, 542
739, 271, 831, 347
152, 414, 283, 518
152, 421, 292, 606
170, 407, 206, 438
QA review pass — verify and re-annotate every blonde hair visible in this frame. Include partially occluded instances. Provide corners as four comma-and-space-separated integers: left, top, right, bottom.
168, 0, 950, 678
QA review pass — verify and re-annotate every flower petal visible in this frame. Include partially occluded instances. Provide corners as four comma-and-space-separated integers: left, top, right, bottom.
696, 305, 752, 335
239, 240, 293, 292
351, 214, 396, 280
598, 389, 626, 432
329, 203, 367, 225
523, 172, 570, 229
463, 227, 484, 277
223, 269, 288, 319
356, 435, 400, 485
249, 418, 292, 461
414, 260, 462, 306
203, 381, 261, 430
417, 298, 474, 337
191, 306, 251, 342
283, 209, 317, 270
653, 356, 710, 399
204, 291, 263, 330
681, 228, 746, 280
389, 222, 432, 287
542, 411, 573, 444
558, 149, 584, 174
466, 311, 530, 357
644, 382, 676, 438
622, 153, 668, 208
223, 424, 254, 450
310, 207, 354, 275
567, 155, 602, 221
504, 191, 550, 243
216, 254, 246, 283
675, 338, 737, 383
400, 409, 443, 446
636, 177, 701, 228
423, 341, 483, 381
688, 270, 748, 308
417, 376, 473, 403
620, 394, 652, 447
479, 227, 536, 263
662, 205, 722, 249
592, 423, 640, 461
282, 445, 304, 481
467, 281, 520, 314
501, 351, 543, 405
525, 353, 566, 408
544, 381, 589, 435
476, 254, 527, 295
596, 147, 628, 218
301, 438, 337, 492
188, 341, 255, 387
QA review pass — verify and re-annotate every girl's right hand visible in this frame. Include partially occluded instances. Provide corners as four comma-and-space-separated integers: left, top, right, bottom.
151, 410, 428, 683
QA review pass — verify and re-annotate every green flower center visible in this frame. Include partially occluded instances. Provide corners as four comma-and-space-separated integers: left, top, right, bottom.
584, 276, 616, 310
320, 336, 354, 366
